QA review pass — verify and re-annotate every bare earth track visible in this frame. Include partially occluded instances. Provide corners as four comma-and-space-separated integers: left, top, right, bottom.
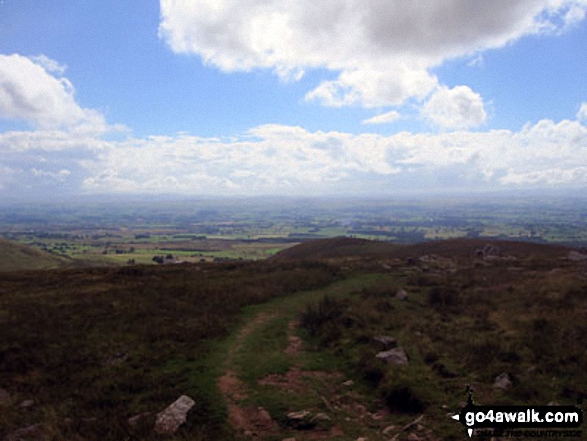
216, 287, 440, 441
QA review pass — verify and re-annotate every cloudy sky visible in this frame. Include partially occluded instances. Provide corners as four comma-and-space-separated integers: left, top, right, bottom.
1, 0, 586, 199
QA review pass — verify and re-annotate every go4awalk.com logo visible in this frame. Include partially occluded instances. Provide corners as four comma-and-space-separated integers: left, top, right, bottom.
451, 387, 583, 438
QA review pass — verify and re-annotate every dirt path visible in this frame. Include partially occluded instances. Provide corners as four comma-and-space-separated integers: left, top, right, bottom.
216, 281, 440, 440
217, 312, 279, 438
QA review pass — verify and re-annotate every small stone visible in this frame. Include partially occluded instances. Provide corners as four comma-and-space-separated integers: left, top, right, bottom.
154, 395, 195, 434
311, 412, 332, 430
376, 347, 409, 365
356, 438, 368, 441
493, 373, 512, 390
396, 289, 408, 301
286, 410, 314, 430
19, 399, 34, 408
342, 380, 354, 386
282, 438, 297, 441
128, 412, 151, 427
287, 410, 311, 420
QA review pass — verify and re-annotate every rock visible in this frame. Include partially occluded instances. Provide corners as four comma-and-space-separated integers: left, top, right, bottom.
376, 347, 409, 365
128, 412, 151, 427
373, 336, 397, 348
493, 373, 512, 390
342, 380, 354, 386
356, 438, 368, 441
287, 410, 311, 420
382, 425, 397, 435
19, 399, 34, 408
310, 412, 332, 430
286, 410, 314, 430
154, 395, 195, 434
396, 289, 408, 301
282, 438, 297, 441
0, 388, 10, 406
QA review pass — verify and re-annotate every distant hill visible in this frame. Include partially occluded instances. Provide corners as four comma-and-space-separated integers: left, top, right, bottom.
272, 236, 571, 261
0, 237, 73, 272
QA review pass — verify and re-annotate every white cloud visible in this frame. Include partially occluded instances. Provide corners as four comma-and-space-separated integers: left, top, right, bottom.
578, 102, 587, 121
422, 85, 487, 130
2, 114, 586, 196
31, 168, 71, 181
29, 55, 67, 75
159, 0, 587, 108
68, 117, 587, 194
362, 111, 401, 125
0, 54, 108, 131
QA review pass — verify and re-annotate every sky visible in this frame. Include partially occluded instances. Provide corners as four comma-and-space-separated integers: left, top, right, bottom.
0, 0, 586, 200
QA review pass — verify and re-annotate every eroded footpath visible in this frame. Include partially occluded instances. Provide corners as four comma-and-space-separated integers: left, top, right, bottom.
215, 276, 439, 441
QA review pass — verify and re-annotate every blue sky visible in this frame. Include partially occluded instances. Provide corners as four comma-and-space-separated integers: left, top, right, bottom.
0, 0, 586, 199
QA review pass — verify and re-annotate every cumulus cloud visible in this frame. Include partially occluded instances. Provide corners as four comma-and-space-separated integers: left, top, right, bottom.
159, 0, 587, 108
578, 102, 587, 121
63, 117, 587, 195
422, 85, 487, 130
2, 115, 585, 195
0, 54, 108, 131
362, 111, 401, 125
29, 54, 67, 75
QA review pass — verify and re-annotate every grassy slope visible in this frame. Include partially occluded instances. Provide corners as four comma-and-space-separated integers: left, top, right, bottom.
0, 238, 73, 272
0, 260, 341, 440
1, 237, 585, 440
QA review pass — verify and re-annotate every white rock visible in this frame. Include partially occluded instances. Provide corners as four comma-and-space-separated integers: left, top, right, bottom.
154, 395, 195, 434
376, 347, 409, 365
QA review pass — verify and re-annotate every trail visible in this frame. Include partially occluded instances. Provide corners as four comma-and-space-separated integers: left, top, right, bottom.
215, 277, 440, 441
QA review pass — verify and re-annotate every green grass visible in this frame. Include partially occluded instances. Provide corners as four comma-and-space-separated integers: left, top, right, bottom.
0, 238, 72, 272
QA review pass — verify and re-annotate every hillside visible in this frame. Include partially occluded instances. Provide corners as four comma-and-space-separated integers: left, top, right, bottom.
0, 237, 74, 272
1, 237, 585, 440
273, 236, 571, 262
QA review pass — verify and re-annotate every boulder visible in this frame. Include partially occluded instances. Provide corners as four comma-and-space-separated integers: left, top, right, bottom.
154, 395, 195, 434
376, 347, 409, 365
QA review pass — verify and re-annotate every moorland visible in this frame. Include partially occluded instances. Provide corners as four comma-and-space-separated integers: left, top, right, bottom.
0, 196, 586, 440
